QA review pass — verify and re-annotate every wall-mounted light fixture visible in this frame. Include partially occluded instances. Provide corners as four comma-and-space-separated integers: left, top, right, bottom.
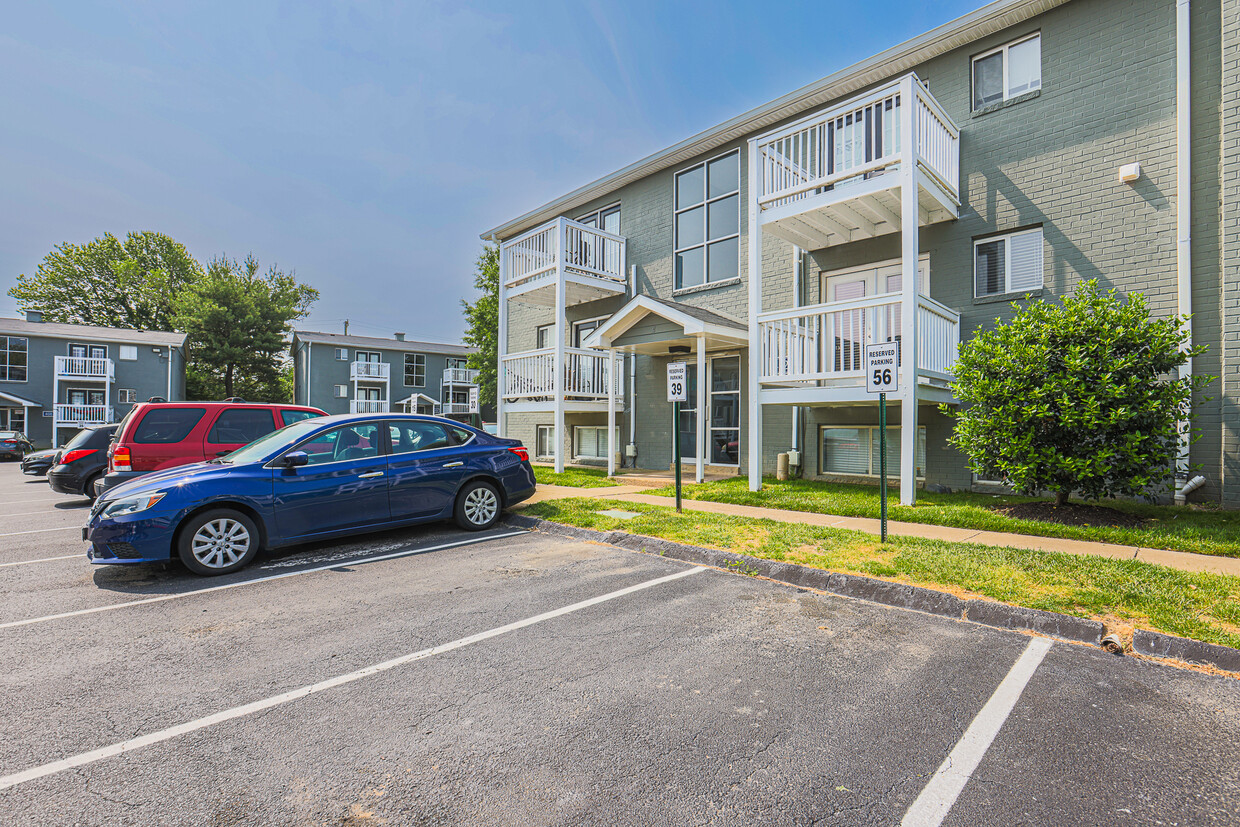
1119, 162, 1142, 183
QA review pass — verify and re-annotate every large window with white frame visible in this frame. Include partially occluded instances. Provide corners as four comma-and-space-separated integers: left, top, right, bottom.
403, 353, 426, 387
577, 203, 620, 234
536, 425, 555, 460
674, 150, 740, 289
536, 324, 553, 350
819, 425, 926, 478
574, 426, 619, 461
0, 336, 28, 381
974, 227, 1044, 297
972, 32, 1041, 110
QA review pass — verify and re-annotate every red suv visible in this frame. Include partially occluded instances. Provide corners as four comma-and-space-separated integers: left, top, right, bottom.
100, 402, 326, 494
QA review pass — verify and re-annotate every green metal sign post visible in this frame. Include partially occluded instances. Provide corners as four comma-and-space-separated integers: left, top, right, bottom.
672, 401, 682, 512
879, 392, 888, 542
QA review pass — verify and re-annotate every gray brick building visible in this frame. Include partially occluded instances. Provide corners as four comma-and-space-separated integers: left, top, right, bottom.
290, 330, 484, 424
0, 311, 187, 448
487, 0, 1239, 505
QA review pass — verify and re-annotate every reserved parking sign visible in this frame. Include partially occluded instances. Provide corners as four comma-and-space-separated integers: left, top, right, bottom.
864, 342, 899, 394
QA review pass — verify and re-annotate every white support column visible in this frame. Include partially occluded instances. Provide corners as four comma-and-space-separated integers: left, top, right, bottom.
898, 75, 919, 506
553, 217, 568, 474
104, 366, 111, 423
52, 368, 60, 441
696, 338, 706, 484
607, 351, 617, 477
747, 137, 764, 492
497, 239, 508, 438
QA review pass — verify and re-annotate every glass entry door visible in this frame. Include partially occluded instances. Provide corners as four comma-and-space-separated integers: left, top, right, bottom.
678, 356, 741, 466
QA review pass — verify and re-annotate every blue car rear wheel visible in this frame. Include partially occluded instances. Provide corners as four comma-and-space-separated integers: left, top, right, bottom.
455, 480, 501, 531
178, 509, 260, 576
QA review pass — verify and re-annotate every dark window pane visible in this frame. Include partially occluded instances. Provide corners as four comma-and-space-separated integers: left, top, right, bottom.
303, 423, 380, 464
975, 239, 1005, 296
676, 205, 704, 249
707, 237, 739, 282
676, 165, 705, 209
710, 430, 739, 464
676, 248, 705, 289
707, 194, 738, 240
707, 153, 739, 198
712, 358, 741, 392
390, 421, 454, 454
973, 52, 1004, 108
281, 410, 322, 427
208, 409, 277, 444
133, 408, 206, 444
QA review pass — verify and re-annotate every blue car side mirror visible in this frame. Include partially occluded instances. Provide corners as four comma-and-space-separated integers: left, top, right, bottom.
282, 451, 309, 468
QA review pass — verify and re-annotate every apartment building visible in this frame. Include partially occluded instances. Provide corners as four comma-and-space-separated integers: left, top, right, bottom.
0, 311, 188, 447
489, 0, 1240, 505
290, 330, 484, 423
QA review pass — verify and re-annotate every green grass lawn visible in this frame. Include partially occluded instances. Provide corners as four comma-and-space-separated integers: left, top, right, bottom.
532, 465, 619, 488
522, 497, 1240, 651
641, 477, 1240, 559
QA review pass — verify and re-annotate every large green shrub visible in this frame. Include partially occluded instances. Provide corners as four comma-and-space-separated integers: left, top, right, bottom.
945, 281, 1209, 505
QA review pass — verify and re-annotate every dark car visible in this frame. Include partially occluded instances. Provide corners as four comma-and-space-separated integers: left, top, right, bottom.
86, 413, 536, 576
100, 401, 325, 494
48, 424, 119, 501
21, 448, 61, 476
0, 431, 35, 460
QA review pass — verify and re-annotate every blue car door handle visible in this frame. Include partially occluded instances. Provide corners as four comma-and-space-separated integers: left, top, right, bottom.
443, 462, 464, 468
358, 471, 385, 479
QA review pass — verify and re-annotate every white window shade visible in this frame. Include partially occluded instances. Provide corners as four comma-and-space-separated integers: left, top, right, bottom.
119, 346, 137, 361
1007, 229, 1044, 292
333, 385, 347, 398
1007, 36, 1042, 97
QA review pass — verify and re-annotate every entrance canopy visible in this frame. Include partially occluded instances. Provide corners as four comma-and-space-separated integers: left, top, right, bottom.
395, 393, 438, 412
582, 295, 748, 355
0, 390, 42, 408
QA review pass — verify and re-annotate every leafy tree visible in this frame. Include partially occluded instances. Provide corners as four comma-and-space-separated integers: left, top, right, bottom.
945, 281, 1210, 505
461, 243, 498, 406
8, 232, 202, 330
174, 255, 317, 401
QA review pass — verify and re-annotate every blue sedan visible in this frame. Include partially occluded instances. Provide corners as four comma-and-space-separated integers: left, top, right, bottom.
85, 414, 536, 576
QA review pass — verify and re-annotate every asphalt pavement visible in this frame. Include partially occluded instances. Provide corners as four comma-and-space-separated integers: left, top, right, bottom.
0, 462, 1236, 826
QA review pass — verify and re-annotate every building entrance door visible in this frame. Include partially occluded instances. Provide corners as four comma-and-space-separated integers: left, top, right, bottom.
678, 355, 740, 466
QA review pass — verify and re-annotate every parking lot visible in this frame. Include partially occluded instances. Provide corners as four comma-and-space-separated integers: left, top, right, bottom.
1, 463, 1238, 826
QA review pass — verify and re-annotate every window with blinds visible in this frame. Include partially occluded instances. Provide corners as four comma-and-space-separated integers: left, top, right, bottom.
974, 228, 1043, 297
819, 426, 926, 478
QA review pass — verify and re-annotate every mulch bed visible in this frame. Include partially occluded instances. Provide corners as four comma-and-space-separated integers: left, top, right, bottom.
989, 502, 1148, 529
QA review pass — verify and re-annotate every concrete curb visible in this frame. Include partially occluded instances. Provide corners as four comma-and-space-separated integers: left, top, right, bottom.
1132, 629, 1240, 672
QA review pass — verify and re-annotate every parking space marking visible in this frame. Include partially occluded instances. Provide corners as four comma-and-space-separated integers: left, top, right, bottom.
0, 530, 529, 631
0, 496, 82, 506
0, 564, 706, 790
0, 554, 80, 568
901, 637, 1054, 827
0, 526, 81, 538
0, 509, 86, 519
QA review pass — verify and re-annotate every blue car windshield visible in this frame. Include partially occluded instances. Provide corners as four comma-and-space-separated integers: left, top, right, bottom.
215, 419, 327, 465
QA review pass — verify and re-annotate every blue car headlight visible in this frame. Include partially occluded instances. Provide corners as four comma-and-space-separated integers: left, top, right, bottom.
101, 492, 168, 519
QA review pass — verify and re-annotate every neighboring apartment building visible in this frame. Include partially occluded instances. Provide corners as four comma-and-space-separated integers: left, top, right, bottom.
0, 311, 188, 448
489, 0, 1240, 506
290, 330, 484, 423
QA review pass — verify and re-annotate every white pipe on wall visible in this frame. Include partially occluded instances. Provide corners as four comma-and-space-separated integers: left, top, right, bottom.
1174, 0, 1195, 498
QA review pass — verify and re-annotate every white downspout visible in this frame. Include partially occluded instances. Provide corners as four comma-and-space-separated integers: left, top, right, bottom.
791, 247, 802, 470
1174, 0, 1196, 504
628, 265, 638, 465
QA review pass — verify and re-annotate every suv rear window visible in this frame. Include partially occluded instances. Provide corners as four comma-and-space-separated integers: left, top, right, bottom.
133, 408, 206, 444
208, 409, 277, 444
64, 426, 115, 451
281, 410, 321, 427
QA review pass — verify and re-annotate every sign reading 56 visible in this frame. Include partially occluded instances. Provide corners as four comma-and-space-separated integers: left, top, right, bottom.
863, 343, 899, 394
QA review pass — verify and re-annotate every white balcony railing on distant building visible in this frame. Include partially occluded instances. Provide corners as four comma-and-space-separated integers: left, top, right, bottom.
349, 399, 388, 413
54, 356, 114, 381
350, 361, 390, 381
54, 404, 114, 426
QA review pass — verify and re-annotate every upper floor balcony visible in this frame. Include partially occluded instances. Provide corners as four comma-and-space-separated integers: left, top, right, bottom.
54, 404, 114, 427
350, 399, 389, 414
442, 367, 480, 386
54, 356, 114, 382
436, 400, 480, 416
501, 216, 628, 308
500, 348, 624, 411
753, 74, 959, 250
350, 361, 390, 382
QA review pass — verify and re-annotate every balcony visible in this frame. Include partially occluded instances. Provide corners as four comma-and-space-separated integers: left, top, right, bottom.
54, 404, 114, 427
54, 356, 114, 382
350, 361, 390, 382
757, 293, 959, 403
442, 367, 480, 386
500, 348, 624, 412
501, 217, 627, 308
436, 400, 480, 416
350, 399, 389, 413
753, 74, 959, 250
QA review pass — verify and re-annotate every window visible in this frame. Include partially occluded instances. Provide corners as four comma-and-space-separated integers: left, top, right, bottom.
0, 336, 28, 381
404, 353, 426, 387
334, 348, 348, 361
281, 410, 322, 427
536, 425, 554, 459
119, 345, 138, 361
819, 426, 926, 478
69, 343, 107, 359
675, 150, 740, 289
577, 203, 620, 234
68, 389, 105, 406
974, 228, 1044, 297
446, 357, 469, 371
973, 33, 1041, 110
536, 325, 554, 350
572, 317, 606, 348
208, 409, 277, 445
574, 426, 619, 460
133, 408, 206, 444
388, 420, 454, 454
334, 384, 348, 398
118, 389, 138, 403
298, 423, 382, 465
356, 350, 381, 363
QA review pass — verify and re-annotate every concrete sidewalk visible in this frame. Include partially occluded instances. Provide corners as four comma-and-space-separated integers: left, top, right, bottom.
521, 485, 1240, 577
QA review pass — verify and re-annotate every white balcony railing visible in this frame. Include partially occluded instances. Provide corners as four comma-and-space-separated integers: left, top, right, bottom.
754, 75, 959, 212
350, 361, 390, 382
436, 401, 480, 415
503, 217, 627, 292
54, 356, 114, 381
501, 348, 624, 401
757, 294, 959, 385
54, 404, 113, 426
350, 399, 388, 413
442, 367, 480, 385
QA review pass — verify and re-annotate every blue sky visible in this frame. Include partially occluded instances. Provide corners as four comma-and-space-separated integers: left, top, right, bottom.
0, 0, 978, 343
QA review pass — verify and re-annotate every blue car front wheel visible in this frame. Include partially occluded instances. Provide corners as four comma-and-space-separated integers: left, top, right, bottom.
178, 509, 260, 576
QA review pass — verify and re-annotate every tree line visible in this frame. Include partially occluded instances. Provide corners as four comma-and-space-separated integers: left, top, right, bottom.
7, 231, 317, 402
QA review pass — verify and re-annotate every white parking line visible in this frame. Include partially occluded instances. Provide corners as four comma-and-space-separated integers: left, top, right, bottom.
0, 564, 705, 790
0, 554, 80, 568
901, 637, 1053, 827
0, 530, 528, 631
0, 526, 81, 538
0, 509, 87, 519
0, 496, 81, 506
